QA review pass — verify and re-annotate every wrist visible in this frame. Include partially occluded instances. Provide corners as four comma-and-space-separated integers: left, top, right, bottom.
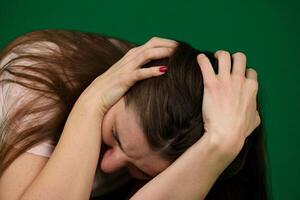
202, 133, 245, 161
75, 91, 106, 119
76, 82, 107, 117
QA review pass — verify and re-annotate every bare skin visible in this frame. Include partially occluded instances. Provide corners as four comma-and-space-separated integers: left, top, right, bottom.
100, 97, 171, 180
0, 36, 260, 200
130, 50, 260, 199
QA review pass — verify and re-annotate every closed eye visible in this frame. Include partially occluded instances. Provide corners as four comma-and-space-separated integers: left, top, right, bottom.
112, 126, 138, 159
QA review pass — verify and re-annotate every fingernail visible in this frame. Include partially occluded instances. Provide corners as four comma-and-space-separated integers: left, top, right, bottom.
159, 66, 168, 72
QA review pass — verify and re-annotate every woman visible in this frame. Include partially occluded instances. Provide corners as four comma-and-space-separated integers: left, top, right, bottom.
0, 30, 268, 199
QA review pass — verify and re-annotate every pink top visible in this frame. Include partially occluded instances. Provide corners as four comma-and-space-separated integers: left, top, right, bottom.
0, 48, 56, 157
0, 41, 131, 197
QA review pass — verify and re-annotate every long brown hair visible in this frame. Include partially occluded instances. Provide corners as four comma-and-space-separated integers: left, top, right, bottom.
0, 30, 269, 199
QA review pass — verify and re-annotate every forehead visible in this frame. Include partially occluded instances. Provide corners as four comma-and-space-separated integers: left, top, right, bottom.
116, 100, 149, 156
116, 98, 171, 174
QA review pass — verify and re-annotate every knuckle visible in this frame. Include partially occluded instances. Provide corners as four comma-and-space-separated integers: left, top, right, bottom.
126, 47, 140, 56
128, 47, 137, 53
232, 73, 246, 82
149, 37, 159, 44
121, 74, 133, 87
143, 49, 153, 59
206, 79, 219, 90
247, 79, 259, 93
151, 36, 159, 41
166, 47, 174, 54
135, 70, 144, 80
119, 72, 128, 81
151, 67, 158, 74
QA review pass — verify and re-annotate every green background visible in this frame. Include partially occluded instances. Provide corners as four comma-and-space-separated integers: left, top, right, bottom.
1, 0, 299, 199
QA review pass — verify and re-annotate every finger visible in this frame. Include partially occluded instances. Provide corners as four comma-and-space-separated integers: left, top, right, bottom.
214, 50, 231, 79
246, 68, 258, 80
144, 36, 179, 49
121, 46, 144, 63
197, 54, 216, 85
128, 47, 174, 68
131, 66, 168, 83
232, 52, 247, 76
123, 37, 178, 63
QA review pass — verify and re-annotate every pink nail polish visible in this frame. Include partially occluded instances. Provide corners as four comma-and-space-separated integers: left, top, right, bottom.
159, 66, 168, 72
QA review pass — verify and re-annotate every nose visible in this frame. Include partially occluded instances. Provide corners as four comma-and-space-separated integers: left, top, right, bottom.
100, 147, 128, 173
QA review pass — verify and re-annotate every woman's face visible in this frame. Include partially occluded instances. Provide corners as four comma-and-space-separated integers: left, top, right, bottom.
100, 97, 172, 180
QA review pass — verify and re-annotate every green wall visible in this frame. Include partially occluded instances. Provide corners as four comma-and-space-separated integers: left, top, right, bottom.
1, 0, 299, 199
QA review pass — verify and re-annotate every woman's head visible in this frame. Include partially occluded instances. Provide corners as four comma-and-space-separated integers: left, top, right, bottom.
99, 41, 207, 179
100, 97, 172, 179
101, 39, 203, 179
0, 30, 268, 199
100, 41, 254, 181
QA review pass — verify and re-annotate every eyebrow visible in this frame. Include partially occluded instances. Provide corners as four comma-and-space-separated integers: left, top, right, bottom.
113, 122, 139, 160
112, 125, 127, 155
113, 123, 153, 178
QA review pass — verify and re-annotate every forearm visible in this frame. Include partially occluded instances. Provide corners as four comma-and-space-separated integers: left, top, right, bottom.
131, 133, 240, 200
20, 92, 104, 200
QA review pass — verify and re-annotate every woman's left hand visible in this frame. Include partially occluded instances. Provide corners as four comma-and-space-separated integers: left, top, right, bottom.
81, 37, 178, 116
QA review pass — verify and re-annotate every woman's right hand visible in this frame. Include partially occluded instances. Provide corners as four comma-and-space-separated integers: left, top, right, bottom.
197, 51, 261, 155
81, 37, 178, 115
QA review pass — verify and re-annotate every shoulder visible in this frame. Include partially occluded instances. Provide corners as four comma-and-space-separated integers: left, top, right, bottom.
0, 40, 62, 147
